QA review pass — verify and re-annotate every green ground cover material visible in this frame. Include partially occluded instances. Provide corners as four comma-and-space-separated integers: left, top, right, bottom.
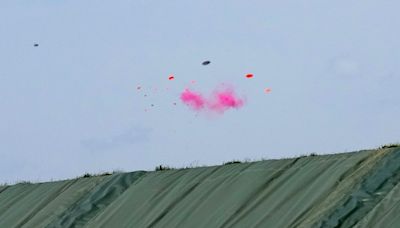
0, 176, 109, 228
0, 186, 8, 194
87, 150, 381, 228
0, 180, 79, 227
24, 177, 109, 228
0, 147, 399, 228
317, 148, 400, 228
354, 182, 400, 227
46, 171, 146, 228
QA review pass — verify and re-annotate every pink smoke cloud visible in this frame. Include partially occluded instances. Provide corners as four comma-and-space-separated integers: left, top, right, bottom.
208, 87, 244, 113
180, 85, 245, 114
180, 89, 205, 111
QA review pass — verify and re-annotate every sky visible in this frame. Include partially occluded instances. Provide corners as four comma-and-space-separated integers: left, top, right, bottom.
1, 0, 399, 183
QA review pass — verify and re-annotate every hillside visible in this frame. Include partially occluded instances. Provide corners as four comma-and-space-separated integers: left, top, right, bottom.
1, 146, 400, 228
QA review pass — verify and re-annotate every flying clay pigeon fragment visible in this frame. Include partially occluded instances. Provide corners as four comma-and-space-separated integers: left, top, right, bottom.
246, 73, 254, 78
168, 75, 175, 80
202, 60, 211, 65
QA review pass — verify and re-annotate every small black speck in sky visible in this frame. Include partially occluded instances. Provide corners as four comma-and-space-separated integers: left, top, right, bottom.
202, 60, 210, 65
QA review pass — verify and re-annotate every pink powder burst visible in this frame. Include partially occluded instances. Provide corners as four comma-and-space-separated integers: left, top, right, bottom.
180, 89, 205, 111
208, 87, 244, 113
180, 85, 245, 114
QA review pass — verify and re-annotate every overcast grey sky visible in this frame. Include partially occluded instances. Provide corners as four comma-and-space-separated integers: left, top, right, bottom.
1, 0, 399, 183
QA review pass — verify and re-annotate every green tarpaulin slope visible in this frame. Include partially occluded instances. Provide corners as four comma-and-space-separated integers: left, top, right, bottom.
0, 147, 399, 228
